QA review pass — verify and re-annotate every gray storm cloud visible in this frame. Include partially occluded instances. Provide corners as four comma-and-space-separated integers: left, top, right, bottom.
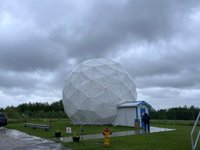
0, 0, 200, 109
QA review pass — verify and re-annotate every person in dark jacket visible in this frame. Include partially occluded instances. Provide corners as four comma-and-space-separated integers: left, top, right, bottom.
142, 113, 150, 133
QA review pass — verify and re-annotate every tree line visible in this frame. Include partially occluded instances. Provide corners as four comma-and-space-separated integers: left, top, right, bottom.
0, 100, 68, 119
150, 105, 200, 120
1, 101, 199, 120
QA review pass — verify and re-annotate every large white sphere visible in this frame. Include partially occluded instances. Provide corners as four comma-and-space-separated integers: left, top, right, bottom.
62, 58, 137, 125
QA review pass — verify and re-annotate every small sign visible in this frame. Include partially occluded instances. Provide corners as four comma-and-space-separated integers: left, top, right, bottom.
66, 127, 72, 133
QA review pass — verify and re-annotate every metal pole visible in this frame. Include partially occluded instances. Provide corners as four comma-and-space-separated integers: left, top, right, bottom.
191, 111, 200, 150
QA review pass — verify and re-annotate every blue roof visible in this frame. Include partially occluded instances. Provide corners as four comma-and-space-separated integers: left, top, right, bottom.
118, 100, 151, 108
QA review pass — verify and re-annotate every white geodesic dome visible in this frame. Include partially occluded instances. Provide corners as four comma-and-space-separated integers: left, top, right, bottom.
62, 58, 137, 125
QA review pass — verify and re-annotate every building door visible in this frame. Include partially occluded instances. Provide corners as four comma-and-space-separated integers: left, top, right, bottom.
140, 108, 146, 128
140, 108, 146, 116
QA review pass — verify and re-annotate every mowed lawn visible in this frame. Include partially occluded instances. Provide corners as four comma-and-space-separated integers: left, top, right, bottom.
6, 118, 135, 139
7, 119, 200, 150
64, 124, 200, 150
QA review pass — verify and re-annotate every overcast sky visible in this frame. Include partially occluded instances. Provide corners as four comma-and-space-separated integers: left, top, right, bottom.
0, 0, 200, 109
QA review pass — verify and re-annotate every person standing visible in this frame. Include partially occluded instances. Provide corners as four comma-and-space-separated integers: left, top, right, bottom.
142, 113, 150, 133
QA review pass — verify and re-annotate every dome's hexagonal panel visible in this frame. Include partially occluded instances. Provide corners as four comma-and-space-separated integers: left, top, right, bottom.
62, 58, 137, 125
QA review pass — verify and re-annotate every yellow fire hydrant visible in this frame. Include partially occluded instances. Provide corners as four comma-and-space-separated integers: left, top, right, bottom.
103, 128, 112, 146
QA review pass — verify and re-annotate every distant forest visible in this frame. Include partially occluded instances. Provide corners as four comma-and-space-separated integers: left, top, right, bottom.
150, 106, 200, 120
0, 100, 199, 120
0, 100, 67, 118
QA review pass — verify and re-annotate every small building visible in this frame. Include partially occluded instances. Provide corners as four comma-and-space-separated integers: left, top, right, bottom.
113, 101, 151, 127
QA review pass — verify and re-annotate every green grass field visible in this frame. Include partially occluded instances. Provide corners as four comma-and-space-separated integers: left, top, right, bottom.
7, 118, 134, 139
6, 119, 200, 150
64, 124, 200, 150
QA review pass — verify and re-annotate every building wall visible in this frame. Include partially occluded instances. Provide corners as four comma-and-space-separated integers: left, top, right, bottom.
113, 107, 137, 126
113, 104, 149, 127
